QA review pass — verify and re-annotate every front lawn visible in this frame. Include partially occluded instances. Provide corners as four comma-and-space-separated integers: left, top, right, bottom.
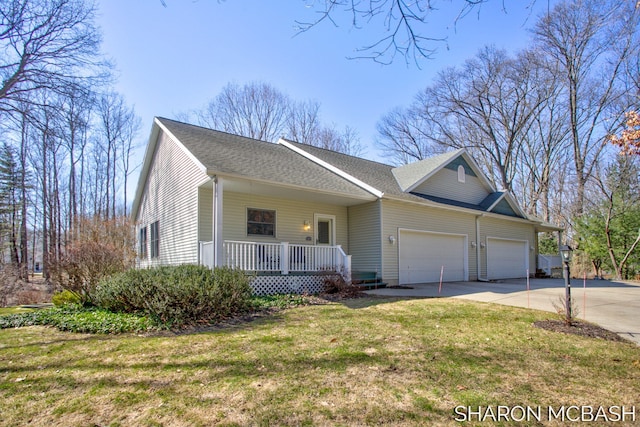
1, 297, 638, 426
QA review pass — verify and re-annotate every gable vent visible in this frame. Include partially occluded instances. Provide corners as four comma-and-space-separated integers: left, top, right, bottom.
457, 165, 465, 183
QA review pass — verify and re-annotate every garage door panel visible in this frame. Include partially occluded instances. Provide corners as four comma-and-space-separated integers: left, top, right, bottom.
399, 230, 467, 284
487, 238, 528, 280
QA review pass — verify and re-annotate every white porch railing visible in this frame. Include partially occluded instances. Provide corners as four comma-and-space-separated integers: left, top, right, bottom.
538, 254, 562, 276
199, 240, 351, 280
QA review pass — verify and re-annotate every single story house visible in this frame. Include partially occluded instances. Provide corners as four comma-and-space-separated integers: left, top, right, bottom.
132, 117, 562, 294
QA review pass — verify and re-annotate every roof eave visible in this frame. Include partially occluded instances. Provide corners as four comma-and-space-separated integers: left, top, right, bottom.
383, 193, 543, 226
131, 120, 161, 222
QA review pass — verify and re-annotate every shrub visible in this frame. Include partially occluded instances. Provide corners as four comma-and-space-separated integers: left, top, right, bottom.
50, 216, 136, 304
92, 265, 253, 328
52, 290, 82, 306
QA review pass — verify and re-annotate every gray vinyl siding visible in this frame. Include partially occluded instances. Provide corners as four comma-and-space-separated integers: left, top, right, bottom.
412, 168, 489, 205
347, 201, 382, 274
381, 199, 478, 284
136, 130, 210, 268
478, 215, 536, 278
222, 192, 349, 250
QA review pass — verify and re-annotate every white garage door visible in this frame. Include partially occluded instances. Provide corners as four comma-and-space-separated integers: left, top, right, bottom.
399, 230, 467, 284
487, 238, 528, 280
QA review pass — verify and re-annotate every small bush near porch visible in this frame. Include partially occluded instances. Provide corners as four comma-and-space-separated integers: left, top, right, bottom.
93, 265, 253, 328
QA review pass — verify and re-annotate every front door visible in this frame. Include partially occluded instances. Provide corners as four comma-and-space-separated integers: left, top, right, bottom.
315, 214, 335, 246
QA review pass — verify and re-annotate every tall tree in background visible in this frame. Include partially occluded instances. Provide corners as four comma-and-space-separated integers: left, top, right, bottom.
0, 0, 108, 112
0, 143, 22, 271
193, 81, 363, 155
377, 46, 548, 194
0, 0, 141, 286
58, 87, 93, 236
532, 0, 640, 215
576, 155, 640, 279
513, 49, 569, 221
196, 82, 290, 143
376, 0, 639, 233
96, 92, 141, 219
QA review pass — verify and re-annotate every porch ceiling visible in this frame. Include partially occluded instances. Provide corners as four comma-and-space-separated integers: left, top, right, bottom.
201, 177, 377, 207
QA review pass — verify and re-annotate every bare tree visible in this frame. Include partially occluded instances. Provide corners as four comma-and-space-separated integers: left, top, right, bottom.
377, 46, 547, 193
95, 92, 140, 219
196, 82, 291, 143
532, 0, 640, 215
191, 81, 363, 155
286, 100, 322, 145
376, 102, 450, 165
58, 87, 93, 236
0, 0, 109, 113
295, 0, 495, 65
512, 49, 570, 220
286, 100, 364, 156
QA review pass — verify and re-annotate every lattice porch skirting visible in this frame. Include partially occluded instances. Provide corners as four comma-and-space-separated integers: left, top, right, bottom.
250, 273, 340, 296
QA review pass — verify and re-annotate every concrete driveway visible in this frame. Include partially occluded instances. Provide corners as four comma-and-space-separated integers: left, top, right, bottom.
365, 278, 640, 345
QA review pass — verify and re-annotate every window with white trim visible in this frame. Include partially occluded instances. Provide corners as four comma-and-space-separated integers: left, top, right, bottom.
139, 226, 147, 259
247, 208, 276, 237
150, 221, 160, 258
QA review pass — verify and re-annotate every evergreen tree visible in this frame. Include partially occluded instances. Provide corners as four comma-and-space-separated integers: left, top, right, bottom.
577, 156, 640, 279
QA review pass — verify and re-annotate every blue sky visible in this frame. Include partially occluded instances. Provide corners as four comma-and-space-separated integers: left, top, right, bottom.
97, 0, 553, 164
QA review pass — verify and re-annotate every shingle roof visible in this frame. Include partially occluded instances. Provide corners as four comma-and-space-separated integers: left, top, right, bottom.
281, 140, 471, 205
150, 119, 544, 224
156, 118, 374, 199
280, 139, 406, 197
280, 140, 531, 219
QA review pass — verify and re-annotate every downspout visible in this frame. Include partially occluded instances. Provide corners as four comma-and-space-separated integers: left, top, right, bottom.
378, 198, 384, 283
476, 214, 489, 282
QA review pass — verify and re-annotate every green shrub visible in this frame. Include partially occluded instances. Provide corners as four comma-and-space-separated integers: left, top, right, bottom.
52, 290, 82, 306
92, 265, 253, 328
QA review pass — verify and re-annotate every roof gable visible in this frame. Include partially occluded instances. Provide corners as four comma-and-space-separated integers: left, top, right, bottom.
392, 149, 494, 195
491, 198, 519, 217
391, 150, 463, 192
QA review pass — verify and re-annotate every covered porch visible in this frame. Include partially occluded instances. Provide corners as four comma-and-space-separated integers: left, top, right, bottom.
196, 174, 375, 292
199, 240, 351, 295
199, 240, 351, 279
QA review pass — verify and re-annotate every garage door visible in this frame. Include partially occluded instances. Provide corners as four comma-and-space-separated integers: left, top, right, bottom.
487, 238, 528, 280
399, 230, 467, 284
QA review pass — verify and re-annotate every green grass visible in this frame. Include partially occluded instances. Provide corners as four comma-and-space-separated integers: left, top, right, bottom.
0, 297, 638, 426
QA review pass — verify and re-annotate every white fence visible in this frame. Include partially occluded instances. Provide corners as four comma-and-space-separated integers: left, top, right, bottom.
538, 254, 562, 276
200, 240, 351, 279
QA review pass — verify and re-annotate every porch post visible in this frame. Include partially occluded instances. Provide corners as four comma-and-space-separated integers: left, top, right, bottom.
281, 242, 289, 275
213, 176, 224, 268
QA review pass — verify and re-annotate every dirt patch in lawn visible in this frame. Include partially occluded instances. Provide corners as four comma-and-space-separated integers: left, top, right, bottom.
533, 319, 630, 343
